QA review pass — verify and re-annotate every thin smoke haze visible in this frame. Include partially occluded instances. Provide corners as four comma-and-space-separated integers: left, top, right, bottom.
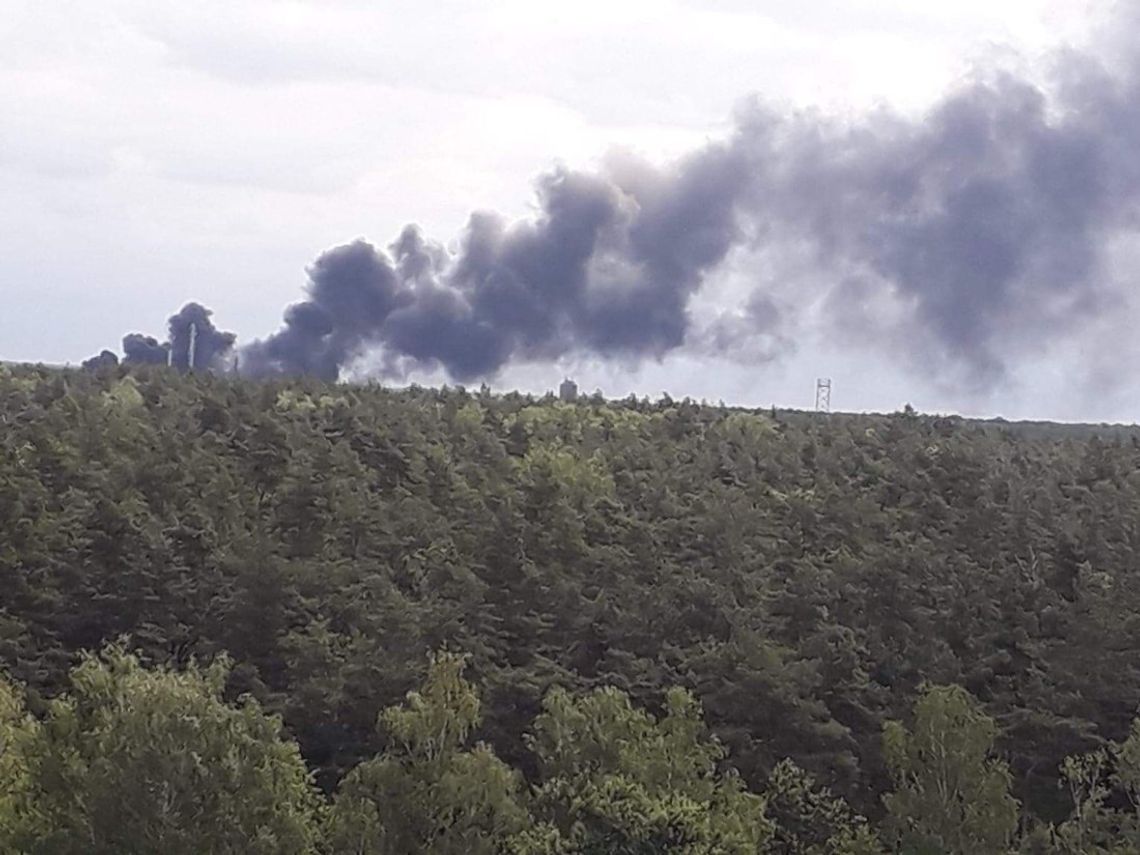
109, 6, 1140, 390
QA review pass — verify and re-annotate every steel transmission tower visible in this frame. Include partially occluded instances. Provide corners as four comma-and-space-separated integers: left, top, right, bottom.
815, 378, 832, 413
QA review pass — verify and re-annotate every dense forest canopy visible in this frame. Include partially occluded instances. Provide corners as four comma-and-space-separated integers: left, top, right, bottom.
3, 363, 1140, 852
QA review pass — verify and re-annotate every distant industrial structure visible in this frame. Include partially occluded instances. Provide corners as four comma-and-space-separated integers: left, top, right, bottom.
815, 378, 832, 413
559, 378, 578, 402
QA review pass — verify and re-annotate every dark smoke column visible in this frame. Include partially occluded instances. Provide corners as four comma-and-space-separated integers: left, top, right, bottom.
168, 303, 236, 371
240, 138, 754, 382
118, 303, 235, 371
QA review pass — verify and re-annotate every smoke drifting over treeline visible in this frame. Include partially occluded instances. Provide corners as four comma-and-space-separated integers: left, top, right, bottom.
105, 11, 1140, 388
91, 304, 235, 372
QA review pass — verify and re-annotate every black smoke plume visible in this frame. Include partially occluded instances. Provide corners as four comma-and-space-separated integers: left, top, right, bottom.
240, 142, 749, 382
122, 334, 167, 366
104, 8, 1140, 387
119, 303, 235, 371
81, 350, 119, 371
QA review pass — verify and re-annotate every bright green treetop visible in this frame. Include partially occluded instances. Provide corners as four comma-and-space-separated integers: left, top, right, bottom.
325, 651, 530, 854
883, 684, 1019, 855
9, 645, 322, 855
513, 685, 772, 854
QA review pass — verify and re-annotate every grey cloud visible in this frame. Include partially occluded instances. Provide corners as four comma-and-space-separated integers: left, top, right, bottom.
744, 54, 1140, 384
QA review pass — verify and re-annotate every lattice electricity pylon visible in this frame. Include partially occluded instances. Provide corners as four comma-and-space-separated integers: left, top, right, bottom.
815, 378, 832, 413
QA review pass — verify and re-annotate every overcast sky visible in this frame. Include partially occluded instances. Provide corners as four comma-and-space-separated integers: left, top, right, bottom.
2, 0, 1132, 421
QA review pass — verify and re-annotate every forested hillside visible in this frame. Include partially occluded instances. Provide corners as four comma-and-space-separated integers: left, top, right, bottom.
3, 363, 1140, 852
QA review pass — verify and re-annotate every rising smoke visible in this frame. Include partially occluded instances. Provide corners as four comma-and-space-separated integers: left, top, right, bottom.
106, 303, 237, 372
237, 141, 751, 383
108, 10, 1140, 388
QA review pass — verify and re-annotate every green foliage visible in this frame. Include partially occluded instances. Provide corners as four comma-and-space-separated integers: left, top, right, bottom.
518, 444, 615, 506
517, 685, 772, 853
1044, 717, 1140, 854
0, 676, 35, 848
1050, 750, 1120, 853
9, 645, 322, 855
325, 651, 529, 854
9, 367, 1140, 848
883, 685, 1019, 854
763, 759, 883, 854
101, 376, 144, 411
